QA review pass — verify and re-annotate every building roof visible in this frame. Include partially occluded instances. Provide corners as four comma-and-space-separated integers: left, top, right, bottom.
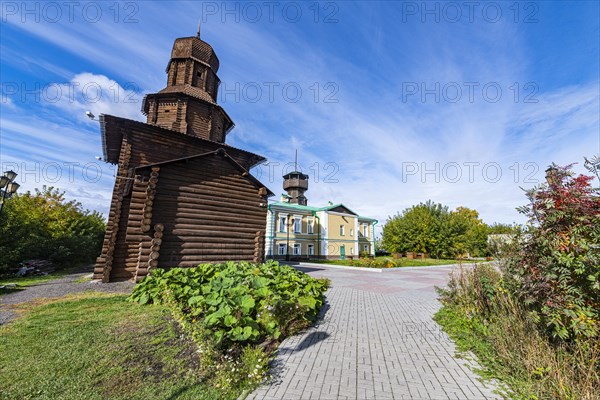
169, 36, 220, 72
156, 85, 217, 105
269, 201, 320, 212
142, 86, 235, 133
269, 201, 376, 221
99, 114, 264, 168
283, 170, 309, 180
320, 203, 358, 215
135, 149, 274, 197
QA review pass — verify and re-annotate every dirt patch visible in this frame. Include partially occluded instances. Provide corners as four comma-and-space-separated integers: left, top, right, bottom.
95, 313, 202, 398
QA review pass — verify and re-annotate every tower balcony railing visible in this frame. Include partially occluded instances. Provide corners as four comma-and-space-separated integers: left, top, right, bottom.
283, 178, 308, 190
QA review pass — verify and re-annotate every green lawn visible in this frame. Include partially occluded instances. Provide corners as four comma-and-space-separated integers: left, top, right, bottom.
0, 292, 232, 400
308, 256, 468, 268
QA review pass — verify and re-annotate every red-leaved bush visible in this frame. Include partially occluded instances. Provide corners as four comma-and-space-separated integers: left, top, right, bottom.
504, 158, 600, 341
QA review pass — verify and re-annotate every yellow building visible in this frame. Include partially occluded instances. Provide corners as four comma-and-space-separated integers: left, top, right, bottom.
265, 170, 377, 260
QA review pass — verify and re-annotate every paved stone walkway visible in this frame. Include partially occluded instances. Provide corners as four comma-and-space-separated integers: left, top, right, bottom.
247, 263, 503, 400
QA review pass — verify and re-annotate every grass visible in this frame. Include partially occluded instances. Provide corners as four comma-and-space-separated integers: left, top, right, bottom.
309, 256, 465, 267
0, 292, 234, 400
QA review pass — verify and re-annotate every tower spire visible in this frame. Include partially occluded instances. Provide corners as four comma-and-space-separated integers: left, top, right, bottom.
196, 19, 201, 38
294, 149, 298, 171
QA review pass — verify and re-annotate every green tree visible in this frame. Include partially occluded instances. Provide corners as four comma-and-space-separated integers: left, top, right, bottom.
383, 202, 493, 258
0, 187, 105, 273
450, 207, 489, 257
383, 200, 452, 257
488, 222, 519, 234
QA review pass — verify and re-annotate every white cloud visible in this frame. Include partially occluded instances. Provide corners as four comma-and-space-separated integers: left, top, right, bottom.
47, 72, 146, 123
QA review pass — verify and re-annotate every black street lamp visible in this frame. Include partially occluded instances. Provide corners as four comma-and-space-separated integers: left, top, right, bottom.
545, 166, 559, 186
285, 216, 291, 261
0, 170, 20, 218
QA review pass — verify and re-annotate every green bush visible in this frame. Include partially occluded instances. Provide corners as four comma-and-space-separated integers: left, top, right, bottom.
0, 187, 105, 274
129, 261, 329, 392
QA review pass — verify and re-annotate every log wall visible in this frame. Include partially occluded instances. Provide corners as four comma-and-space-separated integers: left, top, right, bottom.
96, 148, 268, 282
96, 114, 267, 282
148, 154, 267, 274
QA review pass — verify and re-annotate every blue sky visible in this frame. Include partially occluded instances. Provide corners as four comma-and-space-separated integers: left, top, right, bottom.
1, 1, 599, 232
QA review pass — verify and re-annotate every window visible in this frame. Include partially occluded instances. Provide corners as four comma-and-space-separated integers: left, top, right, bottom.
350, 228, 354, 237
278, 244, 286, 255
340, 225, 345, 236
350, 247, 354, 255
364, 244, 369, 253
293, 216, 302, 233
307, 218, 314, 234
293, 243, 301, 255
363, 224, 369, 237
307, 244, 314, 256
279, 215, 287, 233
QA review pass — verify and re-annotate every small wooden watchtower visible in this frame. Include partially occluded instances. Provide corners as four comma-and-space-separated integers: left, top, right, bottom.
93, 32, 273, 282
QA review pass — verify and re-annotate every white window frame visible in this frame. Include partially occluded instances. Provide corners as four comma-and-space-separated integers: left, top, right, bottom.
350, 228, 354, 237
364, 244, 369, 253
307, 218, 314, 234
350, 247, 354, 255
340, 225, 345, 236
279, 215, 288, 233
307, 244, 314, 255
278, 243, 286, 255
293, 215, 302, 233
363, 224, 368, 237
293, 243, 301, 255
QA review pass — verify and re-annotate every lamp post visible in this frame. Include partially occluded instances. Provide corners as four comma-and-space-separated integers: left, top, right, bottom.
0, 170, 20, 218
545, 166, 558, 186
285, 216, 291, 261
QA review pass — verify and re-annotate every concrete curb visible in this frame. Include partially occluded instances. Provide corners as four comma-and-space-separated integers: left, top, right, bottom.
281, 261, 489, 273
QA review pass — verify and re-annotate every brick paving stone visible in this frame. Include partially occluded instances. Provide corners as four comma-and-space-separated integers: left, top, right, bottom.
247, 263, 505, 399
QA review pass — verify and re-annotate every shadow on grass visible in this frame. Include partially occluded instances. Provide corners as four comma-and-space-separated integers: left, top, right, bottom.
0, 287, 25, 295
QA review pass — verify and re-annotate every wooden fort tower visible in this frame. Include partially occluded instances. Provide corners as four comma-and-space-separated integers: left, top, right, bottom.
93, 32, 273, 282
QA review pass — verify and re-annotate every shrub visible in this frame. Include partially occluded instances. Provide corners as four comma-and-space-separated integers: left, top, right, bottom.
503, 162, 600, 341
435, 157, 600, 399
436, 264, 600, 400
351, 257, 398, 268
0, 187, 105, 274
129, 261, 329, 392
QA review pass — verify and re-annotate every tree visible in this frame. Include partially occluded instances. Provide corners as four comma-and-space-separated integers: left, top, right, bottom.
488, 222, 519, 234
450, 207, 489, 257
383, 202, 494, 259
0, 187, 106, 274
383, 201, 450, 258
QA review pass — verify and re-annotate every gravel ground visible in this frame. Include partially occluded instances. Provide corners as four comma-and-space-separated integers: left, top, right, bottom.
0, 267, 134, 325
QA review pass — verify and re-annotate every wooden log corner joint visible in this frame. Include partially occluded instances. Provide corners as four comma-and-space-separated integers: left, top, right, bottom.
93, 32, 274, 282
